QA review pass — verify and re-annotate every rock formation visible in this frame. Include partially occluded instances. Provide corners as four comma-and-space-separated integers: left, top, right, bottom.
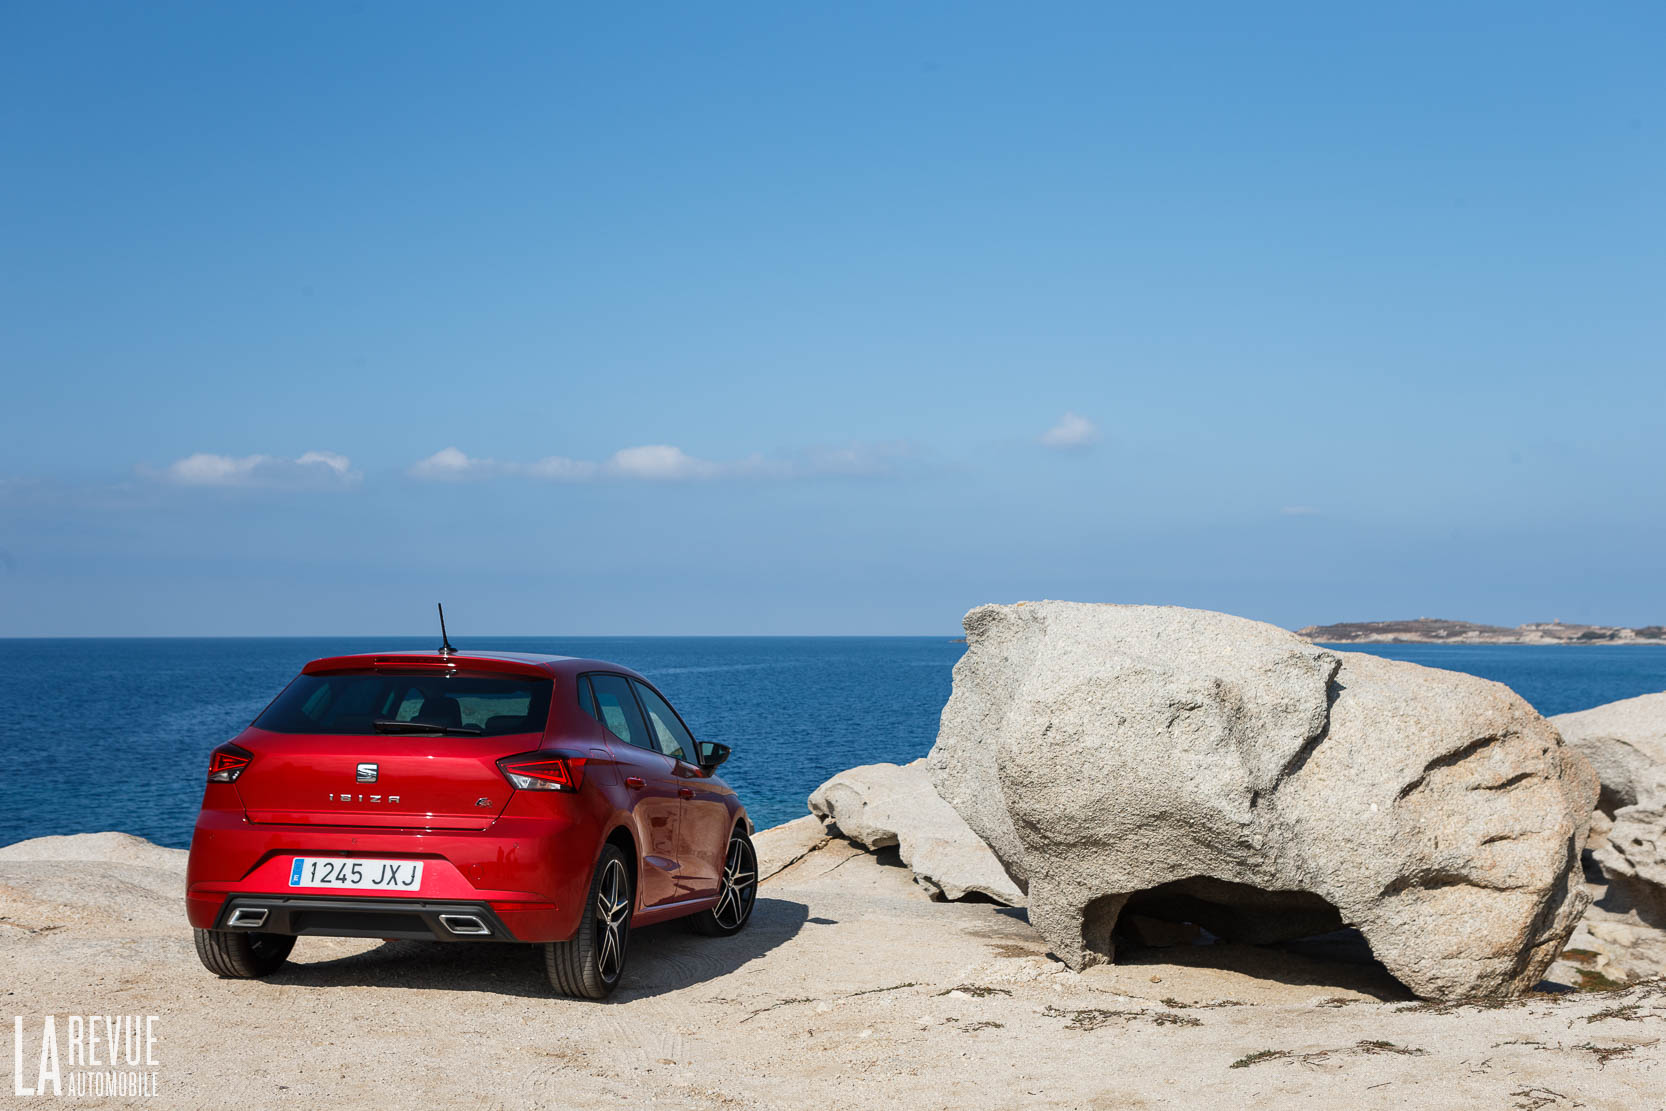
1552, 691, 1666, 813
808, 761, 1024, 905
1593, 805, 1666, 927
928, 601, 1598, 1001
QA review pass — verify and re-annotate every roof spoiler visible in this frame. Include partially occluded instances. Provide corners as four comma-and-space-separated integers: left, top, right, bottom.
301, 654, 553, 680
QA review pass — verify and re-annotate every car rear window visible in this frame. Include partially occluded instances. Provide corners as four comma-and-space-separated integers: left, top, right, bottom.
255, 672, 552, 736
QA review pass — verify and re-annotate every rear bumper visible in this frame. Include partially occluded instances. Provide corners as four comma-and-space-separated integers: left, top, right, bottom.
214, 895, 518, 941
185, 807, 598, 942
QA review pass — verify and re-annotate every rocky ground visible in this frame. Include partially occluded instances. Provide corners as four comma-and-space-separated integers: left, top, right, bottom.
1, 825, 1660, 1110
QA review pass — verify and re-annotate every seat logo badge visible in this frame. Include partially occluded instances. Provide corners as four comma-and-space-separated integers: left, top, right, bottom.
356, 763, 378, 783
476, 798, 492, 807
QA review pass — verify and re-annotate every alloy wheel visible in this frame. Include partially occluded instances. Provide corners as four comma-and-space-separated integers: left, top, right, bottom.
712, 832, 758, 930
595, 857, 631, 983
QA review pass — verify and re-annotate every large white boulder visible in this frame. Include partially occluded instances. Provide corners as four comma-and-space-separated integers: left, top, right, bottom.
808, 761, 1024, 905
1552, 691, 1666, 813
0, 831, 186, 872
928, 601, 1597, 1001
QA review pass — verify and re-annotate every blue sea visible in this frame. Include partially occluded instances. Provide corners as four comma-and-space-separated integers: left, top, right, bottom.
2, 637, 1663, 850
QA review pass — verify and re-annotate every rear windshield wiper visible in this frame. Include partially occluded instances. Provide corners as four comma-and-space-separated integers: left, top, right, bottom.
371, 720, 483, 736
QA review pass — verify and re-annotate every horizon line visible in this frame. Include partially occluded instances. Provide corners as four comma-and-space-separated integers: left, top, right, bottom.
0, 632, 970, 640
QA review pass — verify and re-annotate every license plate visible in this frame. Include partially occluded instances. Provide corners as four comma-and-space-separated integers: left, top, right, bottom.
287, 857, 424, 891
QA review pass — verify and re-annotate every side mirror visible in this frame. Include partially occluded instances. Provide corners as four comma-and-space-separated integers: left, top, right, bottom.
697, 741, 731, 769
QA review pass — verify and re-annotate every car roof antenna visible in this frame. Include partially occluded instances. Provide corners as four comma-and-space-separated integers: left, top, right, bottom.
437, 602, 455, 656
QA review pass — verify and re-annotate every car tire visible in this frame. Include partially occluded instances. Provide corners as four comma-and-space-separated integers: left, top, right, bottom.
688, 826, 758, 938
544, 844, 633, 999
193, 927, 295, 978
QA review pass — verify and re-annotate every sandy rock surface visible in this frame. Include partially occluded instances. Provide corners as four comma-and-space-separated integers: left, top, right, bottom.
2, 830, 1661, 1110
753, 815, 829, 881
929, 601, 1597, 1001
808, 760, 1024, 904
1554, 691, 1666, 813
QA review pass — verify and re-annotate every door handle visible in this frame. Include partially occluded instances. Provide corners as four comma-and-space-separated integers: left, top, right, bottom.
625, 776, 646, 790
677, 787, 694, 800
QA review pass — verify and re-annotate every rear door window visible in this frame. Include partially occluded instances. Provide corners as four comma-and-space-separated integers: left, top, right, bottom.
255, 673, 551, 736
632, 681, 695, 763
586, 673, 652, 750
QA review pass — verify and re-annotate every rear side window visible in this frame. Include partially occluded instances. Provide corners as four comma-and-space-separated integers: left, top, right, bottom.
256, 672, 552, 736
586, 674, 652, 750
632, 681, 695, 762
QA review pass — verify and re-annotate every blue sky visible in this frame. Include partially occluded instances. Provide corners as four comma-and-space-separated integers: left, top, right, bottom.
2, 3, 1662, 635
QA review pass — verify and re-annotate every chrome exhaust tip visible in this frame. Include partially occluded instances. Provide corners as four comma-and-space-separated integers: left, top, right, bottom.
438, 914, 490, 936
227, 907, 268, 929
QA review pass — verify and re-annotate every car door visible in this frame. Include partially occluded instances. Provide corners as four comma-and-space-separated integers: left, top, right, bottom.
632, 679, 730, 900
584, 673, 683, 908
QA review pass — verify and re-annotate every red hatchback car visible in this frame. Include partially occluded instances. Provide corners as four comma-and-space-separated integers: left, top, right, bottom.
185, 649, 757, 998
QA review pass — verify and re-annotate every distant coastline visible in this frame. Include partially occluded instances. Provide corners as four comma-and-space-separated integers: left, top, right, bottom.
1298, 618, 1666, 646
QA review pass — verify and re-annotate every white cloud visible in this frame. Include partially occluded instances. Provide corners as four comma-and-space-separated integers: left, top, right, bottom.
1040, 412, 1098, 449
409, 446, 713, 482
161, 451, 359, 487
295, 450, 352, 475
607, 444, 723, 480
409, 447, 491, 480
410, 441, 912, 483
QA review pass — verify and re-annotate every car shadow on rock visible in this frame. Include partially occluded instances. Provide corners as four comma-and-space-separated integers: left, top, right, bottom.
265, 896, 811, 1000
616, 898, 812, 1001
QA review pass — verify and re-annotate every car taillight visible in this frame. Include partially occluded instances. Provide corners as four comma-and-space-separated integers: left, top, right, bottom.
207, 743, 252, 782
498, 752, 586, 793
